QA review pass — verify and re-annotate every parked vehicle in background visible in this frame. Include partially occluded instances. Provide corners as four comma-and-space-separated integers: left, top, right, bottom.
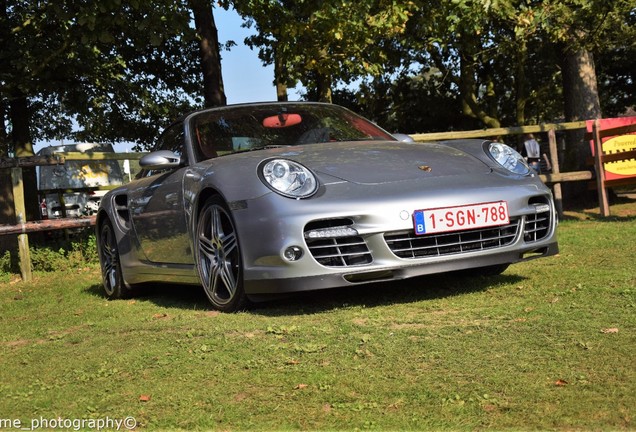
37, 143, 124, 219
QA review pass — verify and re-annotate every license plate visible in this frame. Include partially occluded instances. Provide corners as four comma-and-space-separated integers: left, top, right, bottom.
413, 201, 509, 235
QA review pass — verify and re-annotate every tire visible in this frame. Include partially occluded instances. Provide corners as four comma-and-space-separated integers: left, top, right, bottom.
98, 218, 134, 299
195, 196, 248, 312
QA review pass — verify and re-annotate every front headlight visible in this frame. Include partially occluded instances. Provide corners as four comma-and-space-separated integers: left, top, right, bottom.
487, 142, 531, 175
260, 159, 318, 198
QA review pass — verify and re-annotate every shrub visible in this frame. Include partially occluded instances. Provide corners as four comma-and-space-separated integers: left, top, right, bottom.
1, 231, 99, 275
0, 250, 11, 282
31, 232, 99, 272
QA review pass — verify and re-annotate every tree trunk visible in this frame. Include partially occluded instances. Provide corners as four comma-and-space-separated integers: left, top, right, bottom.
315, 71, 332, 103
0, 169, 15, 225
274, 47, 288, 102
459, 46, 501, 128
562, 47, 602, 170
0, 96, 14, 226
561, 46, 602, 207
0, 102, 8, 157
6, 94, 39, 223
190, 0, 227, 107
515, 39, 528, 127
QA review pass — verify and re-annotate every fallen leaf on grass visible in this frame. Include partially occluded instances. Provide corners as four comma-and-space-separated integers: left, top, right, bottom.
555, 379, 568, 386
205, 311, 220, 318
601, 328, 619, 334
483, 404, 498, 412
139, 395, 151, 402
234, 392, 248, 402
294, 384, 308, 390
387, 400, 404, 411
152, 313, 168, 319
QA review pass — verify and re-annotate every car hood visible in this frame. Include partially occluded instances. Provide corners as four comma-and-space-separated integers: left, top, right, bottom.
275, 141, 492, 185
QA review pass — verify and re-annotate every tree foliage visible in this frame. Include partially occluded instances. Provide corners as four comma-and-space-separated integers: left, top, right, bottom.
0, 0, 225, 223
234, 0, 416, 102
229, 0, 631, 134
329, 0, 633, 136
0, 0, 203, 156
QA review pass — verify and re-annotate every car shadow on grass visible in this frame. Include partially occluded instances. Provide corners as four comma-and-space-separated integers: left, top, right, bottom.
561, 212, 636, 222
86, 271, 526, 315
84, 282, 211, 310
561, 195, 636, 222
249, 272, 526, 316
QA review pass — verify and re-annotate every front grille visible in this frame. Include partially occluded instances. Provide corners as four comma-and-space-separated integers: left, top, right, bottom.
305, 236, 373, 267
524, 211, 551, 242
304, 218, 373, 267
384, 219, 520, 259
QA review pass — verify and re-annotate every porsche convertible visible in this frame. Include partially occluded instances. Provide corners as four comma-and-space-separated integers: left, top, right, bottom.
96, 102, 558, 311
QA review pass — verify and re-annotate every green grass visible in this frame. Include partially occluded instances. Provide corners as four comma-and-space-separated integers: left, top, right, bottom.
1, 203, 635, 430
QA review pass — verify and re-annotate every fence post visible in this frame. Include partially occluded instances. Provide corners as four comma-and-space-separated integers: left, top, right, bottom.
592, 119, 610, 217
547, 129, 563, 217
10, 167, 33, 281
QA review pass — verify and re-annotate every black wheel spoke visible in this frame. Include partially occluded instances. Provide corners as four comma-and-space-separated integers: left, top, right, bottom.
198, 234, 216, 262
221, 232, 238, 256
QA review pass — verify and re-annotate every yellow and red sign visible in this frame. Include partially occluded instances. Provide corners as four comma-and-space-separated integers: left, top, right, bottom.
588, 117, 636, 182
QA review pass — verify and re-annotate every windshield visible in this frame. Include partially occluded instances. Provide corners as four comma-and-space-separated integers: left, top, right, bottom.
190, 103, 395, 161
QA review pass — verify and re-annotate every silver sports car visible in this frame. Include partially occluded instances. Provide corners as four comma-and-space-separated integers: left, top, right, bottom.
96, 102, 558, 311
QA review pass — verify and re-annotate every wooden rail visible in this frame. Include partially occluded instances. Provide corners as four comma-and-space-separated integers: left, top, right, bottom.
0, 216, 96, 235
409, 121, 588, 142
0, 155, 65, 169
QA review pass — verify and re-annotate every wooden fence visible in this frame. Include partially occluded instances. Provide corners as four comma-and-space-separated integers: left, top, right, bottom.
1, 118, 635, 281
1, 151, 146, 281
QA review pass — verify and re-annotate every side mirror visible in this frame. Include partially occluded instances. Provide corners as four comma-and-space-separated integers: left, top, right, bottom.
139, 150, 182, 170
392, 133, 415, 143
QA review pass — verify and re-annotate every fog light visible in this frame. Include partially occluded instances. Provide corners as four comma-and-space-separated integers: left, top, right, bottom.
304, 226, 358, 239
283, 246, 303, 261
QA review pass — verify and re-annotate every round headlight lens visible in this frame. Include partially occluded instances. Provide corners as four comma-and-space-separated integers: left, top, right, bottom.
261, 159, 318, 198
488, 143, 531, 175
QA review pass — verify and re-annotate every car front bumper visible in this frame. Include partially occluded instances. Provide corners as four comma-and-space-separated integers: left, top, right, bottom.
231, 176, 559, 295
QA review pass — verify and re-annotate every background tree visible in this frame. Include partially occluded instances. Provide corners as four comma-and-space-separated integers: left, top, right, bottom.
342, 1, 633, 148
537, 0, 635, 171
234, 0, 416, 102
0, 0, 222, 223
393, 0, 565, 130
